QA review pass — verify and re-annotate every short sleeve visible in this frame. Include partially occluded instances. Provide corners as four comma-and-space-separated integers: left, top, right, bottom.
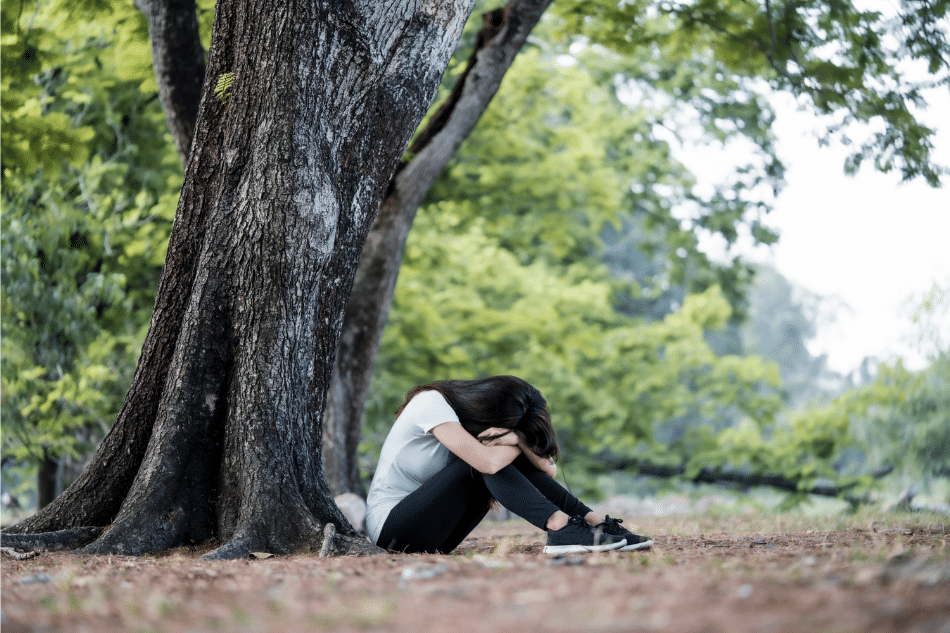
403, 390, 460, 434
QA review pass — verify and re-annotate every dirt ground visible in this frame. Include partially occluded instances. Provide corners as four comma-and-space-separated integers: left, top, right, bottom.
3, 511, 949, 633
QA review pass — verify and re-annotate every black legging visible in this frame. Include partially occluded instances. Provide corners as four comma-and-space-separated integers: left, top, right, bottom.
376, 454, 593, 553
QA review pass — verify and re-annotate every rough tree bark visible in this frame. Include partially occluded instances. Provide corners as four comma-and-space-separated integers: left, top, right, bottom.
321, 0, 552, 497
3, 0, 476, 559
133, 0, 206, 165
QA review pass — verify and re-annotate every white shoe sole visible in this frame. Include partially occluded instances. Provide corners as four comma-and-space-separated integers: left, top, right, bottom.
543, 539, 627, 554
619, 539, 653, 551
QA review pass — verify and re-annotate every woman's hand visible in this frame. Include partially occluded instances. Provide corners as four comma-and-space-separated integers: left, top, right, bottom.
432, 423, 520, 474
517, 439, 556, 478
477, 428, 519, 446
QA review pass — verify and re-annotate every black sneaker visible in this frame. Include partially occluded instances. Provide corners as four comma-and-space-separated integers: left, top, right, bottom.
596, 515, 653, 551
543, 515, 627, 554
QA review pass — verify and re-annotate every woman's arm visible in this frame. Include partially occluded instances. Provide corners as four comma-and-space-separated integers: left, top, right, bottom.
475, 427, 556, 478
430, 423, 521, 474
517, 440, 556, 479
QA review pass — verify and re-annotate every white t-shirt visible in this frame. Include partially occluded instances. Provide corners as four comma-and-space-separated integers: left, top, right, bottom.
364, 390, 461, 545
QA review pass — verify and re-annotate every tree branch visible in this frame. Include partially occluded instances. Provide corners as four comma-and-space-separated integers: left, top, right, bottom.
394, 0, 553, 203
599, 456, 893, 500
134, 0, 206, 165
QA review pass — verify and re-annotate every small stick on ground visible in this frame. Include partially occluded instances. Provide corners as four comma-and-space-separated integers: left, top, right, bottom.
319, 523, 336, 558
1, 547, 38, 560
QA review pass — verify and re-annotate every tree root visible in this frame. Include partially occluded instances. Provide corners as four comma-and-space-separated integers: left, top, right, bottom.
200, 520, 384, 560
201, 535, 259, 561
325, 531, 385, 557
0, 526, 105, 552
1, 547, 39, 560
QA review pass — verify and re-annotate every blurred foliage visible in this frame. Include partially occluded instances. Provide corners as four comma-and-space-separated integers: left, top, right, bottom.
847, 287, 950, 491
763, 286, 950, 502
738, 264, 847, 404
786, 354, 950, 499
1, 0, 181, 496
907, 283, 949, 361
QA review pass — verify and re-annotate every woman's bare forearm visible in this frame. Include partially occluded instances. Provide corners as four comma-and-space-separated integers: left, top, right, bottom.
518, 440, 556, 478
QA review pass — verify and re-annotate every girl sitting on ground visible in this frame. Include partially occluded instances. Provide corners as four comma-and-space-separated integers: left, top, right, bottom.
365, 375, 653, 554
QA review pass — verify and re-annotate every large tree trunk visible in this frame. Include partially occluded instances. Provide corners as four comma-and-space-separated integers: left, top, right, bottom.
4, 0, 475, 559
322, 0, 552, 497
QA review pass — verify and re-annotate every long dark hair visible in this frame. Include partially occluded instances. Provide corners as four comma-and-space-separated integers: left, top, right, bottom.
397, 375, 559, 459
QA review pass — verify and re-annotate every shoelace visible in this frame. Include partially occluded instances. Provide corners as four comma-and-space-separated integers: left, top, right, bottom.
602, 516, 624, 534
568, 515, 589, 530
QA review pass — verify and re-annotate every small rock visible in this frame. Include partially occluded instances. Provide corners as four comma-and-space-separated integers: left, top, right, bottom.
545, 555, 585, 567
512, 589, 551, 605
16, 573, 52, 585
399, 562, 449, 584
736, 584, 753, 599
471, 554, 513, 569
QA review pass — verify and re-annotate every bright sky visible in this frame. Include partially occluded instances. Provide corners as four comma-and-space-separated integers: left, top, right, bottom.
758, 91, 950, 374
687, 87, 950, 375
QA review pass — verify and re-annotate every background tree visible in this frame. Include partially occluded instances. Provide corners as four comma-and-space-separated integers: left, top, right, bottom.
844, 285, 950, 496
739, 264, 844, 404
